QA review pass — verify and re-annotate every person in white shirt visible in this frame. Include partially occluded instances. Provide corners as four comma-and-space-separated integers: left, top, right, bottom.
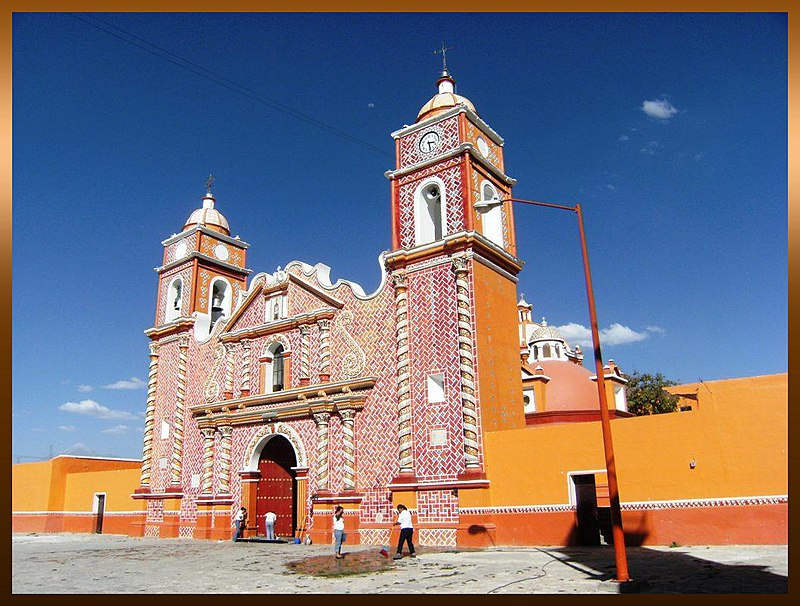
393, 504, 415, 559
333, 505, 345, 559
233, 507, 247, 541
264, 511, 277, 540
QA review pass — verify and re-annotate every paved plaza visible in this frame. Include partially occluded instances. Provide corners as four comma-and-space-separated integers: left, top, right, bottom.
11, 533, 788, 594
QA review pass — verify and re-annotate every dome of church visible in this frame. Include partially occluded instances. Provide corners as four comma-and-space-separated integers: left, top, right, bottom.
537, 360, 599, 411
184, 192, 230, 236
529, 320, 565, 343
416, 71, 476, 122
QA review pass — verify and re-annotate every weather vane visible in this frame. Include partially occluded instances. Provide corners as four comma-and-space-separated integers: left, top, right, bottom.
205, 174, 214, 194
433, 41, 454, 73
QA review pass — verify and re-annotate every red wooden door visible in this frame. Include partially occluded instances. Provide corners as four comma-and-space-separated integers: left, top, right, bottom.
255, 436, 296, 538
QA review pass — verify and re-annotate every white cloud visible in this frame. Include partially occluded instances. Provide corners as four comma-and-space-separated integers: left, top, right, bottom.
641, 140, 660, 155
618, 134, 629, 142
642, 98, 679, 120
102, 377, 146, 390
58, 425, 77, 432
602, 323, 648, 345
646, 325, 666, 335
59, 399, 137, 421
101, 424, 134, 435
607, 184, 616, 192
77, 384, 94, 393
60, 443, 98, 456
556, 322, 649, 347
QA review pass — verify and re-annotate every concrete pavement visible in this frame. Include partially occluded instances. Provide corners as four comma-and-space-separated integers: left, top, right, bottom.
11, 533, 788, 594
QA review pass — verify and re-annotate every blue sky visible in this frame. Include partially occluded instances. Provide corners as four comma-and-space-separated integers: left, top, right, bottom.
12, 12, 787, 461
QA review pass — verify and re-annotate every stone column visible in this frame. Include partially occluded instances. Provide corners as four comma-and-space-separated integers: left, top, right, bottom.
223, 343, 234, 400
138, 343, 159, 489
312, 412, 331, 492
299, 325, 311, 386
240, 339, 252, 397
200, 427, 216, 495
392, 272, 413, 474
218, 425, 233, 495
452, 257, 480, 469
318, 319, 331, 382
170, 336, 189, 486
340, 408, 356, 491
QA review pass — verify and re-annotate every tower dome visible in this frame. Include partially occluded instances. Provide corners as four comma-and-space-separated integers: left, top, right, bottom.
416, 70, 476, 122
184, 191, 230, 236
529, 318, 566, 343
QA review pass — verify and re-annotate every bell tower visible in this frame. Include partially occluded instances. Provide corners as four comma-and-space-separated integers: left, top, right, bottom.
384, 67, 526, 493
150, 184, 251, 341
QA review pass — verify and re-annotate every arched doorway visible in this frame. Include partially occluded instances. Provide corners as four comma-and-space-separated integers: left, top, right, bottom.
256, 435, 297, 538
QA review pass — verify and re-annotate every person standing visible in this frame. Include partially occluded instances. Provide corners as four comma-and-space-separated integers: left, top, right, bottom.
264, 510, 277, 540
333, 505, 345, 559
393, 504, 415, 559
233, 507, 247, 541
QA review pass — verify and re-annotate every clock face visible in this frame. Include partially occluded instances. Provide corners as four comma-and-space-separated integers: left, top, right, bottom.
213, 243, 229, 261
174, 241, 187, 260
477, 137, 489, 158
418, 131, 441, 154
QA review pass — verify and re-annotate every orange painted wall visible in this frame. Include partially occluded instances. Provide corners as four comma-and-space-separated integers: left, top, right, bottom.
472, 260, 525, 433
12, 456, 144, 535
484, 373, 787, 505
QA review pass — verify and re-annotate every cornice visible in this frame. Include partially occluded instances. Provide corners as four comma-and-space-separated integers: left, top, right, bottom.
161, 225, 251, 249
144, 318, 195, 341
384, 231, 524, 278
384, 142, 516, 187
155, 252, 252, 276
221, 308, 338, 343
191, 376, 376, 422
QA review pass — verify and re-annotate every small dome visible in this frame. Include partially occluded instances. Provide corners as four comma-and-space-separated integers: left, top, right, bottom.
529, 319, 565, 343
537, 360, 599, 411
416, 72, 476, 122
184, 192, 230, 236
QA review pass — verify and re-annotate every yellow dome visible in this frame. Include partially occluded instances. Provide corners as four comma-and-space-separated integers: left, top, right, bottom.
184, 193, 230, 235
416, 72, 476, 122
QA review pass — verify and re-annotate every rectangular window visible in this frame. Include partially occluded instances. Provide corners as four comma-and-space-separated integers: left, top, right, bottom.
161, 420, 170, 439
427, 373, 445, 403
430, 428, 447, 447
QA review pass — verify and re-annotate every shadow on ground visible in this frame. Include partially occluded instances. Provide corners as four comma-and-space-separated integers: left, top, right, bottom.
531, 546, 788, 594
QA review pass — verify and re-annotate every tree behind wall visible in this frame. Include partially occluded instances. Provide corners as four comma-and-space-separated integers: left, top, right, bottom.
625, 371, 680, 416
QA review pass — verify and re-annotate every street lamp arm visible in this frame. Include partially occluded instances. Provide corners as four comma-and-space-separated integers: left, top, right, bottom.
501, 197, 577, 213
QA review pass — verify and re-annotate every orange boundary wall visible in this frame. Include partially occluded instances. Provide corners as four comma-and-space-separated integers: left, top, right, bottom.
476, 373, 787, 546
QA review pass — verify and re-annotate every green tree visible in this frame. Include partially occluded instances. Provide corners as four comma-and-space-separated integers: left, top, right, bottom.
625, 371, 680, 416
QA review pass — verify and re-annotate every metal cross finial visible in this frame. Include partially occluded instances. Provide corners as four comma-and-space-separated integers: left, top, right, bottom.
433, 41, 454, 73
205, 174, 214, 194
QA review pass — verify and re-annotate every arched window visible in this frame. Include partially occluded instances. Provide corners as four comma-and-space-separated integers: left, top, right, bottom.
272, 345, 285, 392
260, 341, 289, 394
481, 182, 504, 247
555, 344, 561, 358
414, 180, 446, 246
165, 278, 183, 323
209, 278, 232, 331
542, 343, 552, 358
533, 345, 539, 359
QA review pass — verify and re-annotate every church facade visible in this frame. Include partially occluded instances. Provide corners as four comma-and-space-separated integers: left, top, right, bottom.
133, 69, 531, 546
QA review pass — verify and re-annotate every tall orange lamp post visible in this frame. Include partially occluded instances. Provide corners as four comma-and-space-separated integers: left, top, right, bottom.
474, 195, 630, 582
